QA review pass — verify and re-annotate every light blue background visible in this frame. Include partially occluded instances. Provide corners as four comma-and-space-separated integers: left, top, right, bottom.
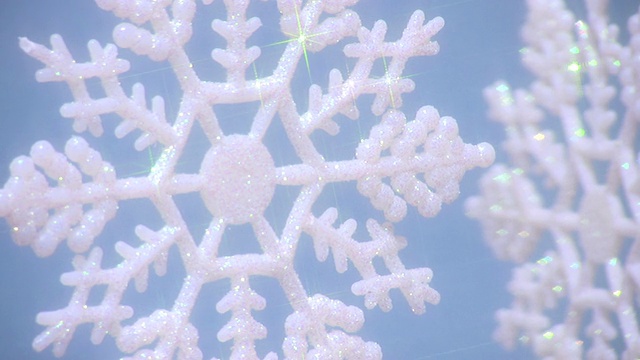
0, 1, 630, 359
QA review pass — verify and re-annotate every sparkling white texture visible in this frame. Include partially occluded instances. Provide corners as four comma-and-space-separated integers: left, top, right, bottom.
466, 0, 640, 358
1, 0, 494, 359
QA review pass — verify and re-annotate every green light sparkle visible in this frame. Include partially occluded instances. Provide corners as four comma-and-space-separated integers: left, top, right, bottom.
493, 172, 511, 183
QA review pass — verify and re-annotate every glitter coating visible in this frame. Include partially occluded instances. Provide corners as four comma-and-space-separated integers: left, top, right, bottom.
466, 0, 640, 358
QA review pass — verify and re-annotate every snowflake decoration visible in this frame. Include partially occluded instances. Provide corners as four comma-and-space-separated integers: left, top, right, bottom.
466, 0, 640, 358
1, 1, 494, 359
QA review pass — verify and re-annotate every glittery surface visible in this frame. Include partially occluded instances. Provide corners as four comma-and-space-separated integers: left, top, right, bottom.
466, 0, 640, 358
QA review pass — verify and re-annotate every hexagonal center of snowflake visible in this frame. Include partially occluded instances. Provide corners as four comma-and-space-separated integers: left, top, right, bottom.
199, 134, 276, 224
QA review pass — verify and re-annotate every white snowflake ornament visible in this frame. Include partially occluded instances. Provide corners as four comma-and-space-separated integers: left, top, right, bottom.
1, 1, 494, 359
466, 0, 640, 358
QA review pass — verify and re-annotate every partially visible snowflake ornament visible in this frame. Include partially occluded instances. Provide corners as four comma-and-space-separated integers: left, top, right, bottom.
466, 0, 640, 358
1, 1, 494, 359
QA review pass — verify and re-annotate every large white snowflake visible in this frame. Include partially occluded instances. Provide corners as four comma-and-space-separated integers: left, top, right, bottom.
1, 1, 494, 358
466, 0, 640, 358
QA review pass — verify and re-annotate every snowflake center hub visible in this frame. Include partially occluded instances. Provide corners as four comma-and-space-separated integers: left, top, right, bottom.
199, 135, 276, 224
